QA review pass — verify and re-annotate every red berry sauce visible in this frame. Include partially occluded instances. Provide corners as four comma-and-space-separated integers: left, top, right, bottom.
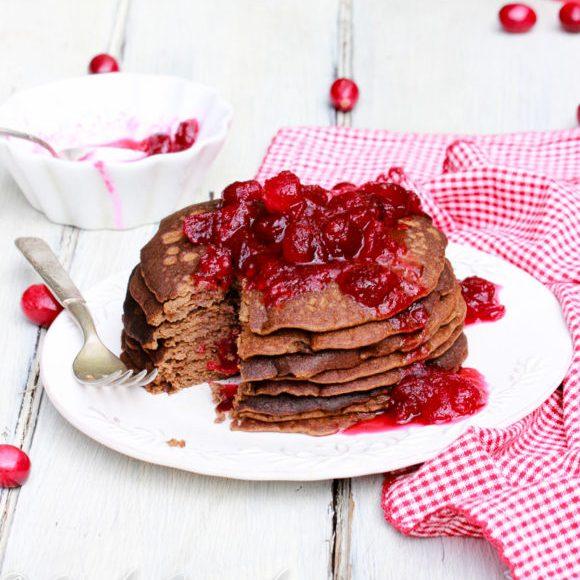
206, 333, 240, 377
215, 383, 239, 413
460, 276, 505, 325
102, 118, 200, 158
0, 445, 31, 488
183, 172, 427, 310
344, 365, 487, 434
21, 284, 63, 328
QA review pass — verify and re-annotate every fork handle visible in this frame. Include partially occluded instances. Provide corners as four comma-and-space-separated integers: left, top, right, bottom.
15, 237, 97, 339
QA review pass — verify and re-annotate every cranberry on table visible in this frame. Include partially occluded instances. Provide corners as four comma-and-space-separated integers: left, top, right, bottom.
0, 445, 31, 488
577, 104, 580, 125
330, 78, 359, 112
88, 53, 120, 74
560, 2, 580, 33
21, 284, 63, 328
498, 4, 537, 33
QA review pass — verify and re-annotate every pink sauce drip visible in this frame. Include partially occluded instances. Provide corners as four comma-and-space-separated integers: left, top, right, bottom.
94, 161, 124, 229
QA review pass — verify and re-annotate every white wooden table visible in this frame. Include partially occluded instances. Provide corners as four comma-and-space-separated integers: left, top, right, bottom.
0, 1, 577, 578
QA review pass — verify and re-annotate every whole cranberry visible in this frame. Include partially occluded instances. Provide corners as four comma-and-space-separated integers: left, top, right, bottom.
0, 445, 30, 488
498, 4, 537, 33
330, 78, 359, 112
21, 284, 63, 328
222, 180, 263, 205
88, 53, 120, 74
282, 221, 318, 263
140, 133, 173, 156
183, 211, 215, 245
577, 104, 580, 124
263, 171, 302, 213
560, 2, 580, 33
173, 118, 199, 151
323, 215, 363, 258
337, 263, 398, 308
253, 214, 288, 246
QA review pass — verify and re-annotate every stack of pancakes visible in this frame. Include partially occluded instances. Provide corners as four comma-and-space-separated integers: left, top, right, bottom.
231, 216, 468, 435
121, 200, 468, 436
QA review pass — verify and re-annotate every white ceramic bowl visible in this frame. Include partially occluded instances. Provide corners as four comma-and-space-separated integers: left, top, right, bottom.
0, 74, 232, 229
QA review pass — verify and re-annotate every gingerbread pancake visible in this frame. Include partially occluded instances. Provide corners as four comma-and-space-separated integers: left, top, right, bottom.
231, 334, 468, 436
241, 333, 468, 398
240, 215, 447, 335
237, 260, 457, 359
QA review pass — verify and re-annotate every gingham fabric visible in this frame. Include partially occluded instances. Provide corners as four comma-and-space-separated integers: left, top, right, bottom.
256, 127, 580, 580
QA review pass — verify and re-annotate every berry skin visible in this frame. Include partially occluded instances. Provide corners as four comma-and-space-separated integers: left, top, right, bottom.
0, 445, 31, 488
222, 180, 263, 205
330, 78, 359, 112
21, 284, 63, 328
560, 2, 580, 33
263, 171, 302, 213
173, 118, 199, 151
498, 4, 536, 33
140, 133, 173, 156
88, 53, 120, 74
282, 221, 317, 263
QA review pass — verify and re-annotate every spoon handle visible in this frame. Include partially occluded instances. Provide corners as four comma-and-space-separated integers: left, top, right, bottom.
15, 237, 98, 339
0, 127, 58, 157
14, 237, 84, 305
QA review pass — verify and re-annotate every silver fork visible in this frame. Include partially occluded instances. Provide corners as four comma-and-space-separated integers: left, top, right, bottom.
15, 237, 158, 388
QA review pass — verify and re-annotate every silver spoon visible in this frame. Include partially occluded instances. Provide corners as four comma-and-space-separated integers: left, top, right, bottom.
0, 127, 129, 162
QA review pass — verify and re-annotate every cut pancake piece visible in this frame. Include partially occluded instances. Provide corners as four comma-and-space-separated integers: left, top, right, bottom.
240, 215, 447, 335
237, 261, 456, 359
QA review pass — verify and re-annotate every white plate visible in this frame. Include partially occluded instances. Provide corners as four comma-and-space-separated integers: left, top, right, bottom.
41, 243, 573, 481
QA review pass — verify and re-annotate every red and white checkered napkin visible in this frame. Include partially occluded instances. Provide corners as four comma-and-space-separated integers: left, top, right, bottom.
256, 127, 580, 579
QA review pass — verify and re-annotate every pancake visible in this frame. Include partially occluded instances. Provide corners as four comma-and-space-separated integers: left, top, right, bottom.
239, 284, 464, 381
237, 260, 457, 359
240, 215, 447, 335
231, 334, 468, 435
241, 306, 465, 383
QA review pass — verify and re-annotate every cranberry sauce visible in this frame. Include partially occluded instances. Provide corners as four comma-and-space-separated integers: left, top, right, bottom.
344, 364, 487, 434
104, 118, 199, 157
460, 276, 505, 325
206, 333, 240, 377
183, 172, 426, 308
215, 383, 239, 413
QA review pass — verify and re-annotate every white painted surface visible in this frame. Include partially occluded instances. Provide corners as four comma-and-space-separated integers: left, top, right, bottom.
2, 0, 576, 577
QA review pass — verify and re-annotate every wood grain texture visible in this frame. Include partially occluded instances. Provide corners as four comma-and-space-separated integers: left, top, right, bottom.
0, 0, 564, 578
0, 0, 121, 563
353, 0, 580, 133
2, 1, 339, 579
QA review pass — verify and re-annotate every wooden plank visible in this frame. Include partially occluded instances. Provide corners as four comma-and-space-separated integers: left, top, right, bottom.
0, 0, 121, 561
2, 1, 339, 578
353, 0, 580, 133
347, 1, 567, 577
350, 475, 506, 580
